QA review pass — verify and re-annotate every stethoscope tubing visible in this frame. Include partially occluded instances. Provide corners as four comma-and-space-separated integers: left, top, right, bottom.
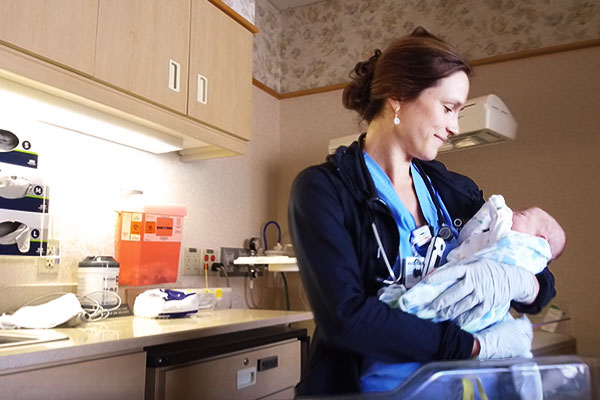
373, 161, 454, 286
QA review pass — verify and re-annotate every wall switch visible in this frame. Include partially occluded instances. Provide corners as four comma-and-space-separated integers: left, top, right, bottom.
181, 247, 202, 276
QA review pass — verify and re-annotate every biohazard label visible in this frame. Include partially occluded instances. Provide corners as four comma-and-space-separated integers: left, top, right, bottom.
143, 214, 183, 242
121, 212, 143, 241
145, 221, 157, 234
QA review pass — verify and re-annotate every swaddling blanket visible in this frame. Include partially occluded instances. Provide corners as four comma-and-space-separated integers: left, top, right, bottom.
380, 195, 552, 333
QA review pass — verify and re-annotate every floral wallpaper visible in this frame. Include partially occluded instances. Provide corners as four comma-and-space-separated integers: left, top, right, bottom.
254, 0, 282, 92
253, 0, 600, 94
223, 0, 256, 23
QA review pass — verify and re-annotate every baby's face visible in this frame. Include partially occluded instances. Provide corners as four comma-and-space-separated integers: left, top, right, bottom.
511, 208, 543, 238
512, 207, 566, 259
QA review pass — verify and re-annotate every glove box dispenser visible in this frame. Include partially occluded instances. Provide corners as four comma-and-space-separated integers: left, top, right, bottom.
0, 209, 49, 256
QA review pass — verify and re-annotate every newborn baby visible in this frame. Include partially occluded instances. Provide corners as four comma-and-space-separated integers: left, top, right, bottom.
380, 194, 566, 333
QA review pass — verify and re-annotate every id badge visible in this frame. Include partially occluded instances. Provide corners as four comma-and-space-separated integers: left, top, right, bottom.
403, 256, 425, 289
423, 237, 446, 276
411, 225, 432, 248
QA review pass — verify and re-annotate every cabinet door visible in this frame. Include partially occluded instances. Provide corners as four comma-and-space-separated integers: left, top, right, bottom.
95, 0, 190, 114
0, 352, 146, 400
188, 0, 253, 140
0, 0, 98, 74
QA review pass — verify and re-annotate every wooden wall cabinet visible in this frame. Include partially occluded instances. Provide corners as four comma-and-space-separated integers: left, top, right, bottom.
0, 0, 99, 75
188, 0, 254, 141
94, 0, 254, 141
95, 0, 191, 114
0, 0, 255, 160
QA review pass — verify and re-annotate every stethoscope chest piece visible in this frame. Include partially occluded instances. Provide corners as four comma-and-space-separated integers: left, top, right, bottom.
437, 225, 454, 241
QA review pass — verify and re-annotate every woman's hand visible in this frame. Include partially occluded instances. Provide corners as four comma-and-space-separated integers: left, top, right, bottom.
473, 315, 534, 359
422, 259, 539, 326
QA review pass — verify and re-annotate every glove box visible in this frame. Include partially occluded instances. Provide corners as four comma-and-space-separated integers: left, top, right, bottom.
0, 208, 49, 256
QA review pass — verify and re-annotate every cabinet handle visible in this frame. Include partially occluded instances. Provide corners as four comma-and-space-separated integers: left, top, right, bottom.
197, 74, 208, 105
168, 59, 181, 93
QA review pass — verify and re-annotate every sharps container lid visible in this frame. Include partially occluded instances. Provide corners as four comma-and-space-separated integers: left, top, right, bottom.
79, 256, 119, 268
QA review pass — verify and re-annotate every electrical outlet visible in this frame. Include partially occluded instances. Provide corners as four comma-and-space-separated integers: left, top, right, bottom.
181, 247, 202, 276
47, 239, 60, 258
38, 239, 60, 275
38, 255, 58, 275
201, 248, 217, 269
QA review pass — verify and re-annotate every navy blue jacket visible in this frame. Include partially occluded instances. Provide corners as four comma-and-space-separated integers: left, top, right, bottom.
288, 134, 555, 397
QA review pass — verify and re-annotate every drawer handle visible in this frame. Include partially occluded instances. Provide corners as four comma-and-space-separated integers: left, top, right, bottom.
257, 355, 278, 371
168, 59, 181, 93
237, 367, 256, 389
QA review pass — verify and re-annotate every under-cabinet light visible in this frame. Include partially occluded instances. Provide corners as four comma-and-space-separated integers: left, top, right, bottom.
0, 77, 183, 154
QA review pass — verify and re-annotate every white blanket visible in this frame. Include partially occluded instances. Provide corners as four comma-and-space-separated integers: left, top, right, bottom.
380, 195, 551, 333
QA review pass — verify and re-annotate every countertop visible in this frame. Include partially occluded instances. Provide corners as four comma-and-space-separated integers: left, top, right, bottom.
0, 309, 573, 376
532, 330, 576, 356
0, 308, 314, 374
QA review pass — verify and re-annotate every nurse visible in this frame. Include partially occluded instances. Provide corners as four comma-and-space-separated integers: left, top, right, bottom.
288, 27, 556, 397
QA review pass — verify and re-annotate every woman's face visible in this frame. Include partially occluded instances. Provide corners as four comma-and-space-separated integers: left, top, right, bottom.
395, 71, 470, 160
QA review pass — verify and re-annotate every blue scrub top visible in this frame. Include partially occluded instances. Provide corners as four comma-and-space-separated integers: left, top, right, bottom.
364, 152, 458, 280
362, 152, 459, 392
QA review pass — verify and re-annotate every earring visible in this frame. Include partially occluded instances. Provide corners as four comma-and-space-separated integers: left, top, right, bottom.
393, 107, 400, 125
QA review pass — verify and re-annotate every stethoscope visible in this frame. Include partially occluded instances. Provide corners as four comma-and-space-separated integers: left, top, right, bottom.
413, 160, 455, 242
373, 160, 455, 286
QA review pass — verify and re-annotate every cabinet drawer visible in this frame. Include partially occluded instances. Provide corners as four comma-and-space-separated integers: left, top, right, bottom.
149, 339, 301, 400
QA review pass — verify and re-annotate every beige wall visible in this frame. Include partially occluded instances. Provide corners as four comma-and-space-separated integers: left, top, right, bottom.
277, 90, 362, 234
440, 46, 600, 357
0, 86, 281, 313
276, 46, 600, 356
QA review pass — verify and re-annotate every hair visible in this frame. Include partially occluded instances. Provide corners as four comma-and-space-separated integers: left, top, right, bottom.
544, 211, 567, 260
342, 27, 472, 123
549, 225, 567, 260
